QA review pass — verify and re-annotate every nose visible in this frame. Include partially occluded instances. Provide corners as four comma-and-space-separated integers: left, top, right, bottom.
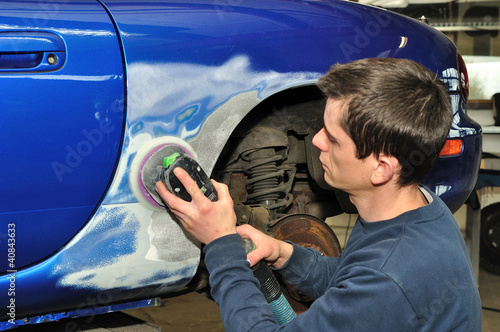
312, 128, 327, 152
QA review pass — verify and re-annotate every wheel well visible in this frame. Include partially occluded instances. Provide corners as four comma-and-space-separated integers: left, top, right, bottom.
213, 85, 354, 224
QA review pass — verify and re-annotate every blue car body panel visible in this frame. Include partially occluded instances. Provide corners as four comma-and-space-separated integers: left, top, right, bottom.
0, 2, 125, 271
423, 94, 482, 212
0, 0, 481, 324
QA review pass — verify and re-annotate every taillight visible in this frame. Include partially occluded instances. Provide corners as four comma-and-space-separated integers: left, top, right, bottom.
457, 52, 469, 102
439, 139, 463, 157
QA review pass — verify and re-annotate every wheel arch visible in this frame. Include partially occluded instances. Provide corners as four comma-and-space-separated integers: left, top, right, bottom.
190, 83, 323, 174
191, 83, 355, 220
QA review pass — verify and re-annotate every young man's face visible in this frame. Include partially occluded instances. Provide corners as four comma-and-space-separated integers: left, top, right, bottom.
312, 98, 373, 193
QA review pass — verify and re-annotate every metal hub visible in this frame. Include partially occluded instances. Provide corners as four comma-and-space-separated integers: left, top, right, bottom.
269, 214, 341, 313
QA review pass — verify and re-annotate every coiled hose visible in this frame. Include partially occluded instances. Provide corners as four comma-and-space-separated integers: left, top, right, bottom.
242, 238, 296, 324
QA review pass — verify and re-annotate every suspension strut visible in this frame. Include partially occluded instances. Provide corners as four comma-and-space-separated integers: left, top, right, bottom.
242, 147, 290, 220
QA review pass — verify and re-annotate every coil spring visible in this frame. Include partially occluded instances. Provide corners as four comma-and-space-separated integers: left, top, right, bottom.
242, 148, 288, 211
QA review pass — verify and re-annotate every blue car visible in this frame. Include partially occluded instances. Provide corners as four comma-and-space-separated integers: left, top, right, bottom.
0, 0, 481, 328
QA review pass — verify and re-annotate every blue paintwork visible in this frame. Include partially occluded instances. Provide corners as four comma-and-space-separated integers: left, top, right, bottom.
0, 2, 125, 271
423, 94, 482, 212
1, 297, 160, 330
0, 0, 481, 326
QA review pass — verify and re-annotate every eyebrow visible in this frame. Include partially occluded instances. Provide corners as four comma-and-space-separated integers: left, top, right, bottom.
323, 121, 337, 142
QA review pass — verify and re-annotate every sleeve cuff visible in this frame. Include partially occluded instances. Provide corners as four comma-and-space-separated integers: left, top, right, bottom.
273, 242, 319, 283
202, 233, 248, 272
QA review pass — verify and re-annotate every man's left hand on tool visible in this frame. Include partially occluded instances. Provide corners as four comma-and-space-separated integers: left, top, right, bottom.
237, 224, 293, 269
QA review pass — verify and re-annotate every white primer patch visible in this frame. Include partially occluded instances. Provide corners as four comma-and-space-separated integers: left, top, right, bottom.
54, 203, 200, 290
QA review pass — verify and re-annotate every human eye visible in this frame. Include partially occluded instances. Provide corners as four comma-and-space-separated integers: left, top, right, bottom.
323, 127, 336, 144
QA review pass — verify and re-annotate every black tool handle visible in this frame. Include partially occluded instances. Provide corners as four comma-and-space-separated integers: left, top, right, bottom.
161, 154, 218, 202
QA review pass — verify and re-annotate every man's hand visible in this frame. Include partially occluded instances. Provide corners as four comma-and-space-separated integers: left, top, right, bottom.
237, 224, 293, 269
155, 167, 237, 245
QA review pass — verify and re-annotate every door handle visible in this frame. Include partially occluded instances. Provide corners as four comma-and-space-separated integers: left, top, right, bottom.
0, 31, 66, 72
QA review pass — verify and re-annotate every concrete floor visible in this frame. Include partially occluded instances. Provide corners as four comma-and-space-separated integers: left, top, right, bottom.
126, 292, 224, 331
124, 267, 500, 331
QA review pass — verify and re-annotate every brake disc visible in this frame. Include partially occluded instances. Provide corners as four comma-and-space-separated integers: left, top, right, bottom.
269, 214, 342, 313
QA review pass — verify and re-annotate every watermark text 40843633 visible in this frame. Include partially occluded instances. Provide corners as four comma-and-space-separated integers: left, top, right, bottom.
6, 223, 16, 324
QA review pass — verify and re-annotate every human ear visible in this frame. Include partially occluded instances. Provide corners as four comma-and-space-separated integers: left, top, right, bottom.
370, 154, 397, 186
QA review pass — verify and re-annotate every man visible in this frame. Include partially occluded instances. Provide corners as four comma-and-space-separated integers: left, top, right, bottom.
156, 58, 482, 331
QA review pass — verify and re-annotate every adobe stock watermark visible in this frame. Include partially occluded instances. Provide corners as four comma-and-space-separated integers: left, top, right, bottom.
235, 301, 277, 331
21, 1, 66, 28
51, 99, 123, 183
399, 142, 438, 179
63, 288, 116, 332
340, 10, 392, 62
213, 0, 244, 21
62, 266, 147, 332
407, 277, 469, 327
51, 119, 115, 182
6, 223, 16, 325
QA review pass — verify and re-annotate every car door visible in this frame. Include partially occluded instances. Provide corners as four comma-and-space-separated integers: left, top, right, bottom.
0, 0, 125, 272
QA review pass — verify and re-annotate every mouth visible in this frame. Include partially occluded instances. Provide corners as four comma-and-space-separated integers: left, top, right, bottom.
319, 159, 327, 170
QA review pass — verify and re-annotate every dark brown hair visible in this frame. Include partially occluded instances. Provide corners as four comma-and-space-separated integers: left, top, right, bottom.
317, 58, 453, 186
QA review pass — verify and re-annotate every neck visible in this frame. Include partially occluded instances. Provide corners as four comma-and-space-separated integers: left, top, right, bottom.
350, 184, 427, 222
